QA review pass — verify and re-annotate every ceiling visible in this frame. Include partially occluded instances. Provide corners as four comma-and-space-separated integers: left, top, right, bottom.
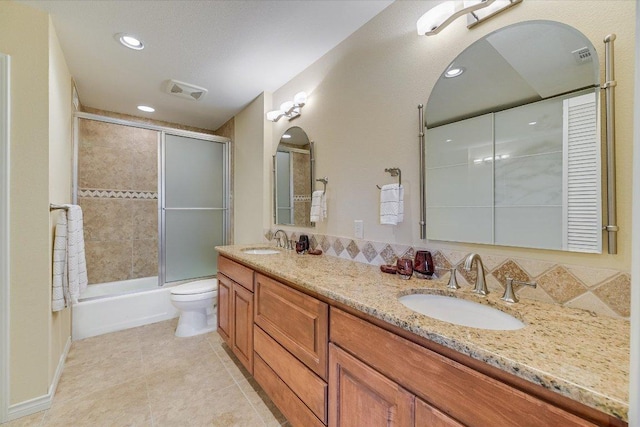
19, 0, 394, 130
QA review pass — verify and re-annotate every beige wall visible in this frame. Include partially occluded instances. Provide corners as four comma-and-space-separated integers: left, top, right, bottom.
265, 1, 635, 273
234, 92, 273, 244
48, 17, 72, 386
0, 1, 52, 404
1, 0, 74, 407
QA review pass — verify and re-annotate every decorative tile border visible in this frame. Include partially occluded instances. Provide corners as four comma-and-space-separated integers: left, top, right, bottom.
79, 188, 158, 200
293, 195, 311, 201
264, 228, 631, 319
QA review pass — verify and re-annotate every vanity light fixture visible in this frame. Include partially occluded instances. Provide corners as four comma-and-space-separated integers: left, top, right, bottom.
137, 105, 155, 113
266, 91, 307, 122
281, 134, 291, 139
417, 0, 522, 36
115, 33, 145, 50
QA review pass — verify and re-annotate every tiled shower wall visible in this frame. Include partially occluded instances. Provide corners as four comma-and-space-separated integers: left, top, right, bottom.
292, 151, 311, 227
78, 119, 158, 285
265, 229, 631, 320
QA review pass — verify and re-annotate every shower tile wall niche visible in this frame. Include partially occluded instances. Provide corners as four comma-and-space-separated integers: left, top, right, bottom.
77, 118, 158, 285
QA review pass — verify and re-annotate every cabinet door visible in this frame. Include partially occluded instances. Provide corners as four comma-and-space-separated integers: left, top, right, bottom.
217, 273, 232, 345
415, 398, 463, 427
329, 344, 413, 427
232, 282, 254, 374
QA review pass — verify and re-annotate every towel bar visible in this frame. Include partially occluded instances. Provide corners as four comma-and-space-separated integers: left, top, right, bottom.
376, 168, 401, 189
316, 177, 328, 194
50, 203, 70, 211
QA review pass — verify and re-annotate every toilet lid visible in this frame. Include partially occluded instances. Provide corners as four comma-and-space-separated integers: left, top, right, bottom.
170, 279, 217, 295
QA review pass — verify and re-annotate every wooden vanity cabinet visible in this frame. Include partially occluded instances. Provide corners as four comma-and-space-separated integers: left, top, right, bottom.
217, 256, 255, 374
330, 308, 601, 427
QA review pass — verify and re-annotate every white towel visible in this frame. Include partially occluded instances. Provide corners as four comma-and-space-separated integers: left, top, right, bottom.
310, 190, 327, 223
380, 184, 404, 225
52, 213, 67, 312
52, 205, 88, 311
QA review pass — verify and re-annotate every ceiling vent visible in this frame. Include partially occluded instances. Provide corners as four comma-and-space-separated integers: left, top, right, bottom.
164, 79, 208, 101
572, 47, 593, 64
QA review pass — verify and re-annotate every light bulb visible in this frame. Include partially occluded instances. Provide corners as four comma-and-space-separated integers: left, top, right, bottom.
266, 110, 283, 122
293, 91, 307, 106
280, 101, 294, 114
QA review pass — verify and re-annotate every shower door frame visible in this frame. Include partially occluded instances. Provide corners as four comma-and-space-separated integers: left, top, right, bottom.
159, 131, 230, 285
72, 112, 231, 287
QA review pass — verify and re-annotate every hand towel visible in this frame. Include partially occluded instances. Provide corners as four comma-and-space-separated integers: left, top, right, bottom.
310, 190, 327, 222
66, 205, 88, 304
380, 184, 404, 225
51, 213, 68, 312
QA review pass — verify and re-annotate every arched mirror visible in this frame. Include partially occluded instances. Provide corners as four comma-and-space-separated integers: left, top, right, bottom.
273, 126, 314, 227
425, 20, 602, 253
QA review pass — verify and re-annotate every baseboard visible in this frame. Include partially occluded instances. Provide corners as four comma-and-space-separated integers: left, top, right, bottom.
6, 336, 71, 422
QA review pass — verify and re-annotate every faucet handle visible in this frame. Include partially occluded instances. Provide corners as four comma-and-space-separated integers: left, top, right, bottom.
501, 277, 537, 303
446, 268, 460, 290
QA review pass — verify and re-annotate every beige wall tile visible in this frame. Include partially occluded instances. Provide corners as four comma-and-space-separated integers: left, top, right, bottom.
132, 199, 158, 240
78, 145, 133, 190
565, 292, 621, 318
79, 198, 133, 242
593, 274, 631, 317
84, 240, 132, 284
133, 239, 158, 279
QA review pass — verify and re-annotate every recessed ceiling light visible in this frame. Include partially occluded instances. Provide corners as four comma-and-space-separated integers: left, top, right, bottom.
115, 33, 144, 50
137, 105, 155, 113
528, 121, 537, 125
444, 67, 465, 78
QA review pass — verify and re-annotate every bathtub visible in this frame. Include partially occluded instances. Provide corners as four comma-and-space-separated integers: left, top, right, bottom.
72, 276, 179, 340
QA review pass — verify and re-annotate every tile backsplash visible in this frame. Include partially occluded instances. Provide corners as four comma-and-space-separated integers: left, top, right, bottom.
264, 229, 630, 319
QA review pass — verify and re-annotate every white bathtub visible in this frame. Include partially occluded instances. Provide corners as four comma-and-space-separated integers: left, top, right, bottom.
72, 277, 179, 340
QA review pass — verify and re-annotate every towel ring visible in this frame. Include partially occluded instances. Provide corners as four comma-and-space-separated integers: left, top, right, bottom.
316, 177, 328, 194
376, 168, 401, 189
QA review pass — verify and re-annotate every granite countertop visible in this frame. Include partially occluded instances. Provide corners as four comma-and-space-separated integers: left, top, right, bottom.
216, 245, 630, 422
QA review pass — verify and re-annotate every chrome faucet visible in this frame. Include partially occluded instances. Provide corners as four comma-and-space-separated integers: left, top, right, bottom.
463, 253, 488, 296
273, 229, 290, 249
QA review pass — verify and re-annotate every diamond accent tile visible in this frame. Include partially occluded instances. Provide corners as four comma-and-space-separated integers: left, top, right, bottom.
432, 251, 451, 272
400, 247, 415, 260
346, 240, 360, 259
593, 274, 631, 317
320, 236, 331, 252
361, 243, 378, 263
537, 266, 587, 304
379, 245, 397, 265
491, 260, 530, 290
310, 235, 318, 251
332, 239, 345, 256
565, 292, 620, 318
439, 249, 467, 266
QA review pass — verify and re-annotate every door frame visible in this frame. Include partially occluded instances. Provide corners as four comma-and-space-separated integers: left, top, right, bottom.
0, 52, 11, 423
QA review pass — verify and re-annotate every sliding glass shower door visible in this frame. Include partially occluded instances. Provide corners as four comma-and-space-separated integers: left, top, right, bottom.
162, 134, 229, 283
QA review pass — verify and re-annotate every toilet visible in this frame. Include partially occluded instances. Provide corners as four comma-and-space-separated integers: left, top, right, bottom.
170, 278, 218, 337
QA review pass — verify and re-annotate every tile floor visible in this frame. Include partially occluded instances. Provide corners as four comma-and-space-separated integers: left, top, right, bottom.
5, 319, 288, 427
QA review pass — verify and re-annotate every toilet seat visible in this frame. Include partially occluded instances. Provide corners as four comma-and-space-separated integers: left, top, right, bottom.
171, 290, 217, 302
170, 279, 217, 296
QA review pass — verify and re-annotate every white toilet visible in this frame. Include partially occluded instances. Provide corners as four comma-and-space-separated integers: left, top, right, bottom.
170, 278, 218, 337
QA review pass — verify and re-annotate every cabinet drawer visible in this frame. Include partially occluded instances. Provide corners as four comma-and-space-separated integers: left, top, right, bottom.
330, 308, 596, 427
255, 273, 329, 379
218, 256, 254, 291
255, 326, 327, 423
254, 354, 325, 427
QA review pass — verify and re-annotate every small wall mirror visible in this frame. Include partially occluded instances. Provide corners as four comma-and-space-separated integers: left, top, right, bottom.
425, 20, 602, 253
273, 126, 314, 227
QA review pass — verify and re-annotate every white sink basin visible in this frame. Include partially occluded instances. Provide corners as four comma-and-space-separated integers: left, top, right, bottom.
242, 248, 280, 255
398, 294, 525, 330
